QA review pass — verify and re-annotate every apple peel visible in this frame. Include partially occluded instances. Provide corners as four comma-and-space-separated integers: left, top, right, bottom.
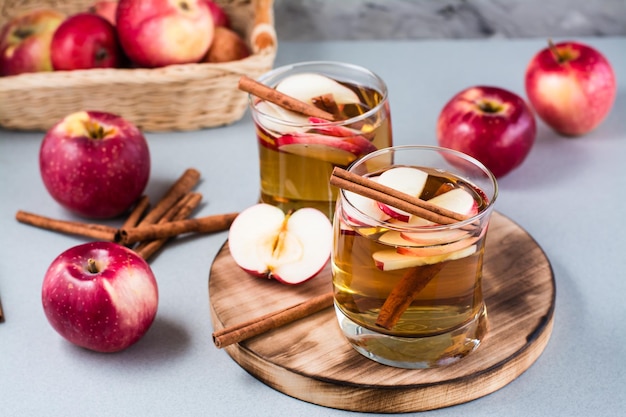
373, 244, 477, 271
228, 204, 332, 285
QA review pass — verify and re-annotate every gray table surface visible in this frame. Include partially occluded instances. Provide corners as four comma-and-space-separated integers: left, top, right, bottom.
1, 37, 625, 416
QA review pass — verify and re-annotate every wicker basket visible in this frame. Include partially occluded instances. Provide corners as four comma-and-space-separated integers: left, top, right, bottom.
0, 0, 277, 131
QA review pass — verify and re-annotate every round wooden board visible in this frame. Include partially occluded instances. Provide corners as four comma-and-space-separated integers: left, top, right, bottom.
208, 212, 555, 413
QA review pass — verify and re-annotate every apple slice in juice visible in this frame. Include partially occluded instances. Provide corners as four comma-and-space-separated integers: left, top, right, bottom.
276, 132, 377, 166
373, 244, 477, 271
374, 167, 428, 222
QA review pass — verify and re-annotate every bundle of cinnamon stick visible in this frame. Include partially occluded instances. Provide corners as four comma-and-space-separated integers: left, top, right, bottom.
15, 168, 239, 261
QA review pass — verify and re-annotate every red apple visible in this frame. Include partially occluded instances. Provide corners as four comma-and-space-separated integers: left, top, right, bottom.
204, 0, 230, 27
525, 40, 617, 136
51, 13, 123, 70
203, 26, 250, 63
436, 86, 536, 178
116, 0, 214, 68
228, 204, 332, 285
39, 111, 150, 219
42, 241, 158, 353
0, 9, 65, 76
88, 1, 119, 26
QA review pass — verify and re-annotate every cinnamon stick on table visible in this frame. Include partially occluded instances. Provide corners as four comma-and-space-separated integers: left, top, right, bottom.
15, 210, 117, 241
213, 291, 334, 349
121, 195, 150, 229
238, 75, 335, 121
134, 192, 203, 260
116, 212, 239, 245
138, 168, 201, 226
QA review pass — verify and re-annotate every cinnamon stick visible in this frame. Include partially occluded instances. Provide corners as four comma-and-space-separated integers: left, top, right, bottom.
138, 168, 201, 226
213, 291, 334, 348
116, 212, 239, 245
238, 75, 335, 121
134, 192, 203, 260
375, 263, 444, 330
0, 295, 4, 323
330, 167, 470, 224
15, 210, 116, 241
122, 195, 150, 229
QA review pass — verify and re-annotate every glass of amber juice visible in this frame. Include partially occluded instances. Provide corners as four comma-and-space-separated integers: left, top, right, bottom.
332, 145, 498, 368
249, 61, 392, 218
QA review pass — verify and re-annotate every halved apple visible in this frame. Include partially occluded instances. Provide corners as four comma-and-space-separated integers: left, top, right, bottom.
228, 204, 332, 285
373, 244, 477, 271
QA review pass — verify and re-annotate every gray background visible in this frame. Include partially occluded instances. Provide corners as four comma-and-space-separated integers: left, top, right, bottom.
273, 0, 626, 40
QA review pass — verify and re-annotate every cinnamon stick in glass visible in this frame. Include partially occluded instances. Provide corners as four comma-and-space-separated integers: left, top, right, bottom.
238, 75, 335, 121
330, 167, 469, 224
15, 210, 116, 241
116, 212, 239, 245
213, 291, 334, 348
375, 264, 444, 330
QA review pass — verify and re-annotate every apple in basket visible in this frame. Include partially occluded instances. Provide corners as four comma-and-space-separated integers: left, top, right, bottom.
51, 13, 124, 70
42, 241, 158, 353
0, 9, 65, 76
203, 26, 250, 63
204, 0, 231, 28
116, 0, 214, 68
88, 1, 119, 26
228, 204, 333, 285
39, 111, 151, 219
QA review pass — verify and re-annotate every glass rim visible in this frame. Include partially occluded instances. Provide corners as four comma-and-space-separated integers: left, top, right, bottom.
340, 145, 499, 232
248, 60, 389, 128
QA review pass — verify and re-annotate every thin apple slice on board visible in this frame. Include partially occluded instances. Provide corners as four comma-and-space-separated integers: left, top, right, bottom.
375, 167, 428, 222
373, 244, 477, 271
228, 204, 332, 285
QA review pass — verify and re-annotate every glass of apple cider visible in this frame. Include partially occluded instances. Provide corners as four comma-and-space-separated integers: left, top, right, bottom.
248, 61, 393, 219
332, 145, 498, 369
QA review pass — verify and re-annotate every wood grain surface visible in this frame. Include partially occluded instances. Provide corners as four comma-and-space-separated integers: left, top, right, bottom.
208, 212, 555, 413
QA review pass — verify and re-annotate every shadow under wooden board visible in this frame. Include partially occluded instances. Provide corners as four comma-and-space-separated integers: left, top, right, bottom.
209, 211, 555, 413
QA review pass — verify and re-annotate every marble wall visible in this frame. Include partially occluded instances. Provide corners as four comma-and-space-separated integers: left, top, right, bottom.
273, 0, 626, 40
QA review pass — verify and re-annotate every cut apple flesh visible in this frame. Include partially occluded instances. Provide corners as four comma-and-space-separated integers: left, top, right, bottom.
276, 133, 377, 166
228, 204, 332, 285
275, 73, 360, 106
373, 244, 477, 271
375, 167, 428, 221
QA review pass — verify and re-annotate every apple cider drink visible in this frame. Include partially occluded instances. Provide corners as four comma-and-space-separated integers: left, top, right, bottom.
331, 146, 498, 369
250, 62, 392, 218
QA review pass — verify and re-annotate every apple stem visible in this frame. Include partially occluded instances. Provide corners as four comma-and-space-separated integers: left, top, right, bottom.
476, 100, 503, 114
547, 38, 563, 62
83, 120, 113, 140
87, 258, 99, 274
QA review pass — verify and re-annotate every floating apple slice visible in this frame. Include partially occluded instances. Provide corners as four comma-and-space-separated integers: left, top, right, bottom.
397, 234, 480, 258
276, 133, 377, 166
399, 228, 469, 245
373, 245, 477, 271
374, 167, 428, 222
308, 117, 363, 137
407, 187, 479, 227
276, 73, 360, 106
254, 100, 310, 136
228, 204, 332, 285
